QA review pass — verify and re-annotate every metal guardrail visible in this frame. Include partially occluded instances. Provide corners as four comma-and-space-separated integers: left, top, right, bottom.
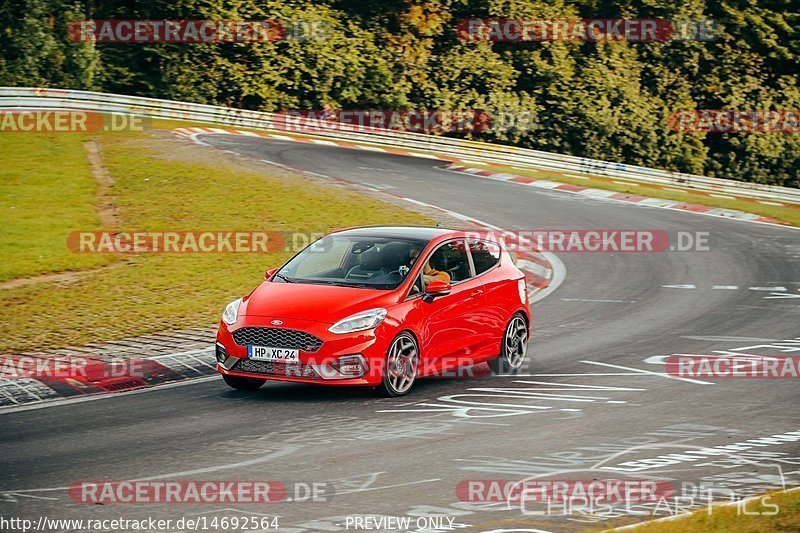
2, 86, 798, 204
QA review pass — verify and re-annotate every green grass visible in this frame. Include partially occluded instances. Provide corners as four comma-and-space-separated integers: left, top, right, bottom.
611, 488, 800, 532
0, 129, 431, 352
0, 133, 117, 281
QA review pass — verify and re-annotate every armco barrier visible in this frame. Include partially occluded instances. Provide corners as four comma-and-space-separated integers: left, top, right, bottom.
1, 86, 798, 205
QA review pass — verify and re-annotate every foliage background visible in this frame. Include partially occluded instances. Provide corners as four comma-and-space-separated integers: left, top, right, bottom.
1, 0, 798, 187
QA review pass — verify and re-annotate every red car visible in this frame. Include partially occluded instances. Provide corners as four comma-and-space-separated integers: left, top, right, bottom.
215, 226, 531, 396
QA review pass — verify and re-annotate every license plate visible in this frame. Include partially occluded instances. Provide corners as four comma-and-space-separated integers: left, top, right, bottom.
247, 346, 300, 363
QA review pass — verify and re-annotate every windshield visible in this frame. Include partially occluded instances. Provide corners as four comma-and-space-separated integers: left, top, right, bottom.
276, 235, 429, 289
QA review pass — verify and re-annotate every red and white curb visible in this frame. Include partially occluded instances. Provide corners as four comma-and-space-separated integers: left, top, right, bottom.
447, 165, 787, 226
171, 126, 454, 161
0, 347, 217, 411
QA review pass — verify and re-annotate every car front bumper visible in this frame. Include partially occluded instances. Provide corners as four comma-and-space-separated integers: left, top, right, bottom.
215, 316, 391, 386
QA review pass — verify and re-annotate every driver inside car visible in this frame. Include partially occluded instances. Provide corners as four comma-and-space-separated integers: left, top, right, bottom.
408, 247, 451, 286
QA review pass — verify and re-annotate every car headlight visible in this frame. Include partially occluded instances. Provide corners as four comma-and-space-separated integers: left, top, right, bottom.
222, 298, 242, 325
328, 308, 387, 334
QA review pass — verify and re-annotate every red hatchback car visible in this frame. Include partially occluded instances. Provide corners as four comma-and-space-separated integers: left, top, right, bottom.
216, 226, 531, 396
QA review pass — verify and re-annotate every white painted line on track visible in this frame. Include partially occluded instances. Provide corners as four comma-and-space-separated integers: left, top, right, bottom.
682, 335, 778, 342
581, 360, 715, 386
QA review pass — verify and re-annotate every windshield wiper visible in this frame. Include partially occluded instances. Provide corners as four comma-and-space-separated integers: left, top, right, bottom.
296, 279, 378, 288
273, 272, 294, 283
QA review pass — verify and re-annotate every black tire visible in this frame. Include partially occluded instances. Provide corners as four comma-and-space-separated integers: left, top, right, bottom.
488, 313, 529, 375
378, 332, 420, 397
222, 374, 266, 391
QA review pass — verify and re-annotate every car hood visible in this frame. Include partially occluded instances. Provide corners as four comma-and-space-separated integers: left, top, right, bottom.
241, 281, 397, 324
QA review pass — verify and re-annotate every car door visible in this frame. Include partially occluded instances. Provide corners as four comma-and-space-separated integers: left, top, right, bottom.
415, 239, 486, 371
466, 238, 506, 355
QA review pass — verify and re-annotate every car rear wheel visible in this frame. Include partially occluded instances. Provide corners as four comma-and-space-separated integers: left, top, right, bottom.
222, 374, 266, 391
488, 313, 528, 375
379, 332, 419, 397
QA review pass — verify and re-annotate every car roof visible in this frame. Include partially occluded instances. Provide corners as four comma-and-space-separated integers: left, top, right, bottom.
328, 226, 461, 242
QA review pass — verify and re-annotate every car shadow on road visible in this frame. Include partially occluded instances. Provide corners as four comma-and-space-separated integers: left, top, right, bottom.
216, 369, 494, 403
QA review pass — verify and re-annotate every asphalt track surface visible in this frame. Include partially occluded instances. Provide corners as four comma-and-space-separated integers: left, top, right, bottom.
1, 135, 799, 532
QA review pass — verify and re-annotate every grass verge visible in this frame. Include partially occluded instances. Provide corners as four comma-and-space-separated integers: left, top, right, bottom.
0, 127, 431, 352
0, 133, 117, 281
612, 488, 800, 532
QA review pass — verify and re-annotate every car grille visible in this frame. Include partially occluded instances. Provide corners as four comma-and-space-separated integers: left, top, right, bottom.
232, 358, 322, 380
231, 327, 323, 352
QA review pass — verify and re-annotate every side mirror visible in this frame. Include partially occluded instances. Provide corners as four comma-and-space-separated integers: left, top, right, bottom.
424, 279, 451, 301
265, 268, 278, 280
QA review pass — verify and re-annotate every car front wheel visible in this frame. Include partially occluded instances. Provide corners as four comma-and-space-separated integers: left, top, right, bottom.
222, 374, 266, 391
488, 313, 529, 375
379, 332, 419, 397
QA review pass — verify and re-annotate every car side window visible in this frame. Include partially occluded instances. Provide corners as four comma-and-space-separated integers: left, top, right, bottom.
426, 240, 472, 284
468, 239, 501, 275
